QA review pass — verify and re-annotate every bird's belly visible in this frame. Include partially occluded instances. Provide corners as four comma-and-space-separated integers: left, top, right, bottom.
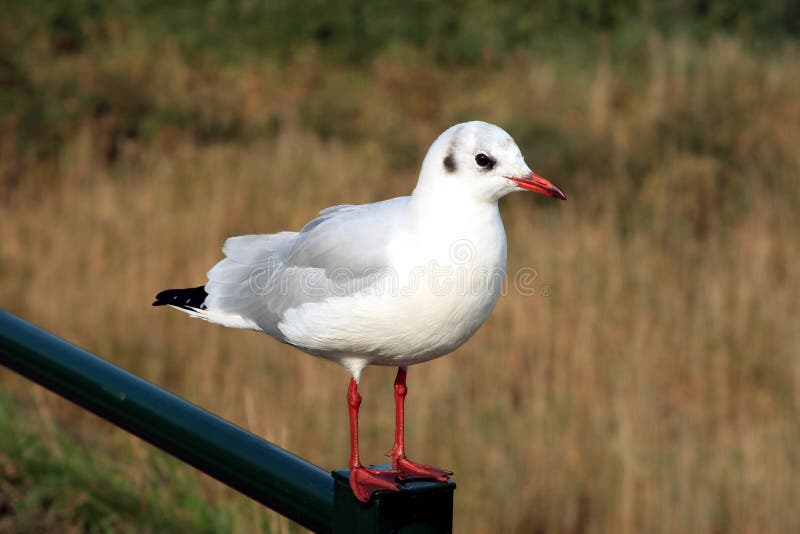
277, 263, 504, 366
373, 279, 501, 365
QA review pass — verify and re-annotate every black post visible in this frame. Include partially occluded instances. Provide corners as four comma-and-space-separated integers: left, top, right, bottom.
333, 467, 456, 533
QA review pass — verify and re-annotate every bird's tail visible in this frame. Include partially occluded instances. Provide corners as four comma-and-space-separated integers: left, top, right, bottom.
152, 285, 261, 331
152, 286, 208, 309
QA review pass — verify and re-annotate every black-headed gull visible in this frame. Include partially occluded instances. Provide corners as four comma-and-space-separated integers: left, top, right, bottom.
153, 121, 565, 502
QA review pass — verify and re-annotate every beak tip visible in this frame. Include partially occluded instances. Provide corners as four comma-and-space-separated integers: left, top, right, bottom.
508, 173, 567, 200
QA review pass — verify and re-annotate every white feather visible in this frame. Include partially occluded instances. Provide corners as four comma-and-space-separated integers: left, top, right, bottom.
168, 305, 261, 331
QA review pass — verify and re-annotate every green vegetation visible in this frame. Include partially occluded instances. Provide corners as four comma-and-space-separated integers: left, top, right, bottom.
1, 2, 799, 533
0, 393, 240, 533
4, 1, 799, 62
1, 1, 799, 177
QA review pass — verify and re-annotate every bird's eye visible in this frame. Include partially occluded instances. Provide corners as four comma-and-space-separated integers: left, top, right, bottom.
475, 153, 493, 169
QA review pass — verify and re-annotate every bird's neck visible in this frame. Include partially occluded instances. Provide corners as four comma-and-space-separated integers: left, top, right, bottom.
412, 172, 499, 208
408, 185, 504, 245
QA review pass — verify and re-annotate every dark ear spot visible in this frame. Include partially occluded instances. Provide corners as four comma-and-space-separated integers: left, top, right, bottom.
443, 153, 456, 173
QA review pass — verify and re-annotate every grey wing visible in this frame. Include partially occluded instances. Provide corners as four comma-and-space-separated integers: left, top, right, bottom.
201, 196, 410, 339
287, 197, 408, 272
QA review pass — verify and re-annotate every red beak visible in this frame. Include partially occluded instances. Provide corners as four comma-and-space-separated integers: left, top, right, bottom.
507, 172, 566, 200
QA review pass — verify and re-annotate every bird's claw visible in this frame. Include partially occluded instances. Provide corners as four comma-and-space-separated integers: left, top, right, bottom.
392, 456, 453, 482
349, 466, 401, 503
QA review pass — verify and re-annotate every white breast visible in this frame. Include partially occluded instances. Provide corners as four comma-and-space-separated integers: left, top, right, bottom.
277, 200, 507, 368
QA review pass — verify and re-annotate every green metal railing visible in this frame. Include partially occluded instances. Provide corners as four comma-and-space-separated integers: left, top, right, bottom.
0, 310, 455, 532
0, 310, 333, 532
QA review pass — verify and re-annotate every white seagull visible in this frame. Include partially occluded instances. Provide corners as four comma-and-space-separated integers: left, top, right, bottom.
153, 121, 565, 502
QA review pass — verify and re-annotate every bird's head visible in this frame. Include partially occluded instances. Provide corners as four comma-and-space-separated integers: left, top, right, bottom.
415, 121, 566, 203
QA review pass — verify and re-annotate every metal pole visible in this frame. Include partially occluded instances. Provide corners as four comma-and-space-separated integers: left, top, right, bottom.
0, 310, 334, 533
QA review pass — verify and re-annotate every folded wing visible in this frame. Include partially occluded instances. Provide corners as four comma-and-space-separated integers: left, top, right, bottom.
198, 197, 410, 340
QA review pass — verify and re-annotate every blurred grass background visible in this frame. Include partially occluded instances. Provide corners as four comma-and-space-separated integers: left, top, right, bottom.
1, 1, 800, 532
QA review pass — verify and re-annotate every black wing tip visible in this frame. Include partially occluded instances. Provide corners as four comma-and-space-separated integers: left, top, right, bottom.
152, 286, 208, 309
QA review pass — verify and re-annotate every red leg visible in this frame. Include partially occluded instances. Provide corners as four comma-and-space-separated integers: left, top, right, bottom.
386, 368, 453, 481
347, 377, 399, 502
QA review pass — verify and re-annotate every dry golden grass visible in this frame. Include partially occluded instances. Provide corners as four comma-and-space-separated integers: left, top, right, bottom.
2, 35, 799, 532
